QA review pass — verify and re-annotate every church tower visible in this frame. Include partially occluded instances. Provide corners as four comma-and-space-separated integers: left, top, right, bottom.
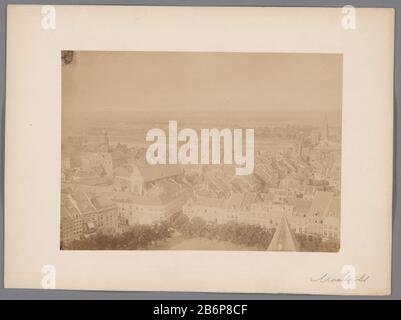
99, 129, 110, 152
325, 115, 330, 140
103, 130, 110, 147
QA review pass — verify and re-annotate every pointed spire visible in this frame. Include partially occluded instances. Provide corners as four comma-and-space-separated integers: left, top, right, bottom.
268, 214, 300, 251
325, 114, 329, 140
102, 129, 110, 152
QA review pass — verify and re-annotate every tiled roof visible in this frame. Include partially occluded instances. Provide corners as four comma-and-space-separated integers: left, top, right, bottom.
241, 192, 259, 210
91, 196, 116, 211
288, 199, 312, 214
309, 191, 334, 217
133, 164, 183, 182
225, 193, 244, 210
325, 197, 340, 218
196, 196, 225, 208
114, 164, 133, 178
112, 192, 185, 206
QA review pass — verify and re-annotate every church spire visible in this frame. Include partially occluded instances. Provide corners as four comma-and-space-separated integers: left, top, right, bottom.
99, 129, 110, 152
325, 114, 329, 140
268, 214, 300, 251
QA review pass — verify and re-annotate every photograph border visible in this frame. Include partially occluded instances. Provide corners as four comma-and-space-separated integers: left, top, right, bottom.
0, 0, 399, 300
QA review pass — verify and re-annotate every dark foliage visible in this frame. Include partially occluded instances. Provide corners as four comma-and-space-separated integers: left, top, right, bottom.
62, 221, 172, 250
169, 213, 274, 249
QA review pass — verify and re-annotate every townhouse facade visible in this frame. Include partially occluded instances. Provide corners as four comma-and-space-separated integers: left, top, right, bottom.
183, 190, 340, 241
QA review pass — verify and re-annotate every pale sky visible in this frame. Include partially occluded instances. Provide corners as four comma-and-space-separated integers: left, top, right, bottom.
62, 51, 342, 115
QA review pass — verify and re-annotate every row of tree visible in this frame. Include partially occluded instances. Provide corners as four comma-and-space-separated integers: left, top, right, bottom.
169, 213, 339, 252
295, 234, 340, 252
61, 222, 172, 250
169, 213, 274, 250
61, 213, 339, 252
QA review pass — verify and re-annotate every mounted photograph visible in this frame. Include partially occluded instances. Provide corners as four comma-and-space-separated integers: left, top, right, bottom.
60, 51, 342, 252
5, 5, 393, 295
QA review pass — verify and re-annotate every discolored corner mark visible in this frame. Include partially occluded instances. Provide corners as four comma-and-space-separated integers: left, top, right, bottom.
62, 51, 74, 65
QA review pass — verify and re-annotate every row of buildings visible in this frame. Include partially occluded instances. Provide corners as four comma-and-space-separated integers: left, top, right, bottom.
183, 190, 340, 241
61, 125, 341, 250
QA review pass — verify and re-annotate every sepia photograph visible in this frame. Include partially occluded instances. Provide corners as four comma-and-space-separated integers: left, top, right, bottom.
61, 51, 342, 252
4, 4, 395, 296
